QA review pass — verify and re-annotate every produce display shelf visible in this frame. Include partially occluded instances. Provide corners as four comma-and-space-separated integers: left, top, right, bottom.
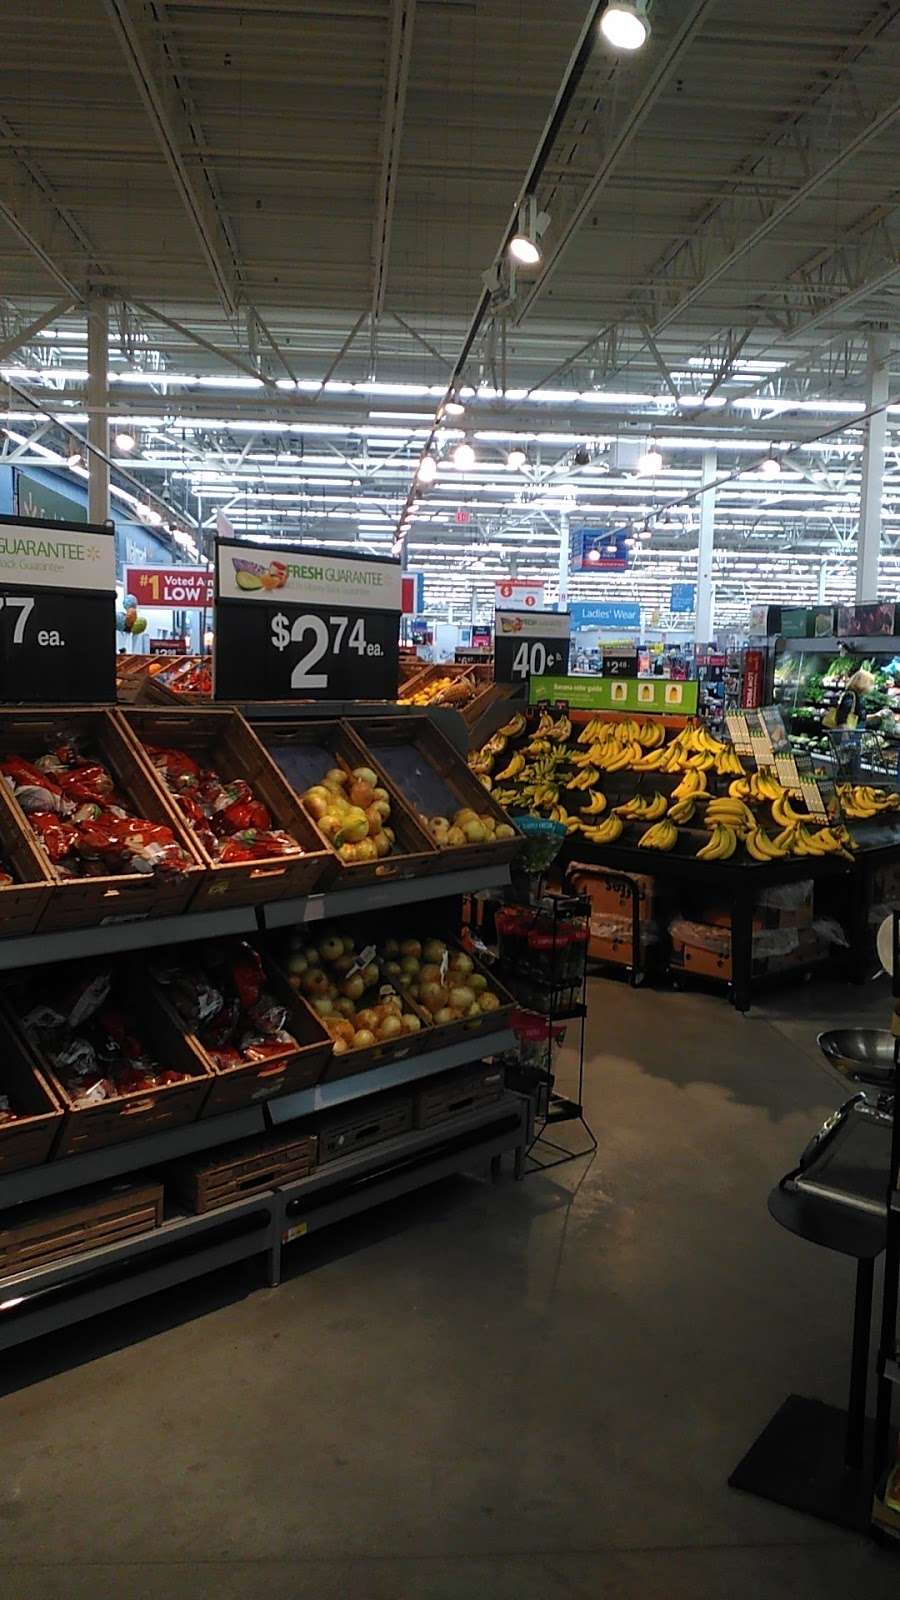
776, 636, 900, 655
0, 864, 512, 972
267, 1029, 516, 1124
0, 1030, 515, 1211
0, 1094, 529, 1357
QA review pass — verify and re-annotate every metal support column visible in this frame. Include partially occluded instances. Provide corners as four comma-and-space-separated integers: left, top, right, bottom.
558, 512, 570, 611
87, 296, 109, 525
695, 449, 716, 643
856, 329, 889, 603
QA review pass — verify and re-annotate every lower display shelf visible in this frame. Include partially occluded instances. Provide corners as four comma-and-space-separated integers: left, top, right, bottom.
0, 1093, 529, 1357
0, 1029, 516, 1211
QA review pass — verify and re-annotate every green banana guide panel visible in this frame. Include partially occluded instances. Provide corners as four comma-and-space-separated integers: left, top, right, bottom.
529, 674, 699, 715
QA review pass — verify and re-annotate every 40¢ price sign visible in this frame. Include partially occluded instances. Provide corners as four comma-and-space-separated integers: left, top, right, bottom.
0, 516, 116, 702
213, 540, 401, 701
494, 608, 571, 685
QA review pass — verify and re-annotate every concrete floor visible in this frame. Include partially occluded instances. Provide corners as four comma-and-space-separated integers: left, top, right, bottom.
2, 971, 900, 1599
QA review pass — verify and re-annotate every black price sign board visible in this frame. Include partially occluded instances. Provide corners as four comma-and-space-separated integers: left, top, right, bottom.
0, 514, 115, 703
494, 609, 570, 684
601, 647, 638, 678
213, 539, 402, 701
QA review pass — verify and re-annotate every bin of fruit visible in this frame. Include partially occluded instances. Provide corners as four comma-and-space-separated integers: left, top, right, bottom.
374, 930, 514, 1051
5, 958, 212, 1154
351, 715, 522, 872
278, 923, 430, 1080
0, 709, 205, 931
251, 718, 436, 886
117, 707, 332, 909
151, 938, 332, 1113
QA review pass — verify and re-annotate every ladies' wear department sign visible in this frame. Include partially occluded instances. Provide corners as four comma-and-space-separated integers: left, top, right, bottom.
529, 673, 699, 715
213, 540, 402, 701
0, 514, 116, 702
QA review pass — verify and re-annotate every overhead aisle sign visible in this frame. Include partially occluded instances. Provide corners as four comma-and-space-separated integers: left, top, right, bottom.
0, 514, 115, 702
213, 540, 402, 701
494, 609, 570, 684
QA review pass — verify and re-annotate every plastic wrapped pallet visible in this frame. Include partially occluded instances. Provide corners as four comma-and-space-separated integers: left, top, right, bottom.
589, 914, 658, 966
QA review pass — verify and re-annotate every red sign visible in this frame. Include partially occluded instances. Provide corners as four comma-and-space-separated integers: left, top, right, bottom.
125, 566, 213, 609
741, 648, 764, 708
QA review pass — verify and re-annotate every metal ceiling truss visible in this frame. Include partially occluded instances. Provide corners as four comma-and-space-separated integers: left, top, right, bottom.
370, 0, 416, 342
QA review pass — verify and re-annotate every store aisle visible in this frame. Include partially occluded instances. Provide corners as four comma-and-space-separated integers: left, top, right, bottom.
1, 975, 898, 1600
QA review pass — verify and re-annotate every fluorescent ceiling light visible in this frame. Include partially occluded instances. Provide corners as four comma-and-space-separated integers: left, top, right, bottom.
453, 441, 475, 469
417, 454, 438, 484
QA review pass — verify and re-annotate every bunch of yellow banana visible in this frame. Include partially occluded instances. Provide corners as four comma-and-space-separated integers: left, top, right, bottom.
582, 815, 624, 844
636, 720, 666, 749
703, 797, 756, 833
530, 783, 559, 809
633, 746, 670, 771
478, 773, 493, 791
599, 740, 643, 772
615, 791, 667, 821
671, 769, 708, 800
697, 824, 737, 861
682, 751, 716, 771
526, 737, 552, 755
750, 772, 785, 802
638, 819, 678, 851
547, 714, 572, 742
571, 743, 606, 767
668, 795, 697, 824
728, 777, 751, 800
492, 787, 518, 808
792, 824, 853, 859
837, 783, 900, 819
568, 765, 600, 791
580, 789, 608, 816
714, 746, 745, 776
495, 752, 526, 781
745, 827, 790, 862
496, 711, 526, 739
549, 804, 582, 833
577, 718, 614, 746
771, 792, 815, 829
469, 752, 493, 775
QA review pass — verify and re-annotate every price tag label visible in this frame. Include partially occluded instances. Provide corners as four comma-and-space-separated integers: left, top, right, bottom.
0, 515, 115, 702
494, 609, 570, 684
213, 540, 401, 701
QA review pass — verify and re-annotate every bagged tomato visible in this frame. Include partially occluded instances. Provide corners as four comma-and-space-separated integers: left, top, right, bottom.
28, 811, 80, 863
221, 798, 270, 832
146, 745, 302, 865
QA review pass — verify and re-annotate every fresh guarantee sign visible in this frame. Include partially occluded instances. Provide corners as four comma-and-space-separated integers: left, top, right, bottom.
0, 523, 115, 592
217, 541, 402, 611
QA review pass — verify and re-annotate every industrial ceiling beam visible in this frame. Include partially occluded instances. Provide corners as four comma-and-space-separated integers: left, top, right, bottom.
370, 0, 416, 330
515, 0, 717, 322
102, 0, 239, 316
0, 299, 74, 364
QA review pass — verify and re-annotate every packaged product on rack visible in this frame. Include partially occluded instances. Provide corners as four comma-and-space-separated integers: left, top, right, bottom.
146, 744, 304, 865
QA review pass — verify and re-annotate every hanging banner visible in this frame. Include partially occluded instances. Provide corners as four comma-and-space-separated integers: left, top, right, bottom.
213, 540, 401, 701
494, 579, 545, 611
401, 572, 425, 615
16, 471, 87, 526
571, 527, 630, 572
569, 601, 640, 630
125, 566, 214, 609
670, 583, 695, 615
0, 514, 115, 702
494, 609, 570, 684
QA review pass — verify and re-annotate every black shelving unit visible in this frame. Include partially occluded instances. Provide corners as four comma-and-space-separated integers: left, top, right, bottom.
872, 912, 900, 1537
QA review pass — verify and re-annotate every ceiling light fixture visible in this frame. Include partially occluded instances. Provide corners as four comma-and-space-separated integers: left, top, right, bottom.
506, 447, 527, 470
760, 451, 781, 479
509, 196, 550, 268
600, 0, 651, 51
453, 441, 476, 470
443, 398, 465, 418
637, 445, 663, 476
114, 429, 137, 453
417, 453, 438, 485
66, 450, 83, 468
573, 445, 591, 467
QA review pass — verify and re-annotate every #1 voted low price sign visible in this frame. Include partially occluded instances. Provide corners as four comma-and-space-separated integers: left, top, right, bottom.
0, 514, 115, 702
213, 539, 402, 701
494, 609, 571, 684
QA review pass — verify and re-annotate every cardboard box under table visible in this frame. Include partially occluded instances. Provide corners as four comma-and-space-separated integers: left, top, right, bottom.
249, 717, 437, 887
117, 707, 332, 910
352, 715, 522, 873
669, 918, 829, 983
0, 708, 204, 932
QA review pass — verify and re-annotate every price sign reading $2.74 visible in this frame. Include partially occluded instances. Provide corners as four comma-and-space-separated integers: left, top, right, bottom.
213, 540, 402, 701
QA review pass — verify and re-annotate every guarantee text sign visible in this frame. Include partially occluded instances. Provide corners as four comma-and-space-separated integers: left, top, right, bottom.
0, 515, 115, 702
213, 540, 402, 701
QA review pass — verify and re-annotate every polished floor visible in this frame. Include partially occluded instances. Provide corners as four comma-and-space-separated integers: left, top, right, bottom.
2, 970, 900, 1599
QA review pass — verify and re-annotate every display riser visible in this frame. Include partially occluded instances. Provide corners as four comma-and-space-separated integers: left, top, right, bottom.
0, 1094, 529, 1358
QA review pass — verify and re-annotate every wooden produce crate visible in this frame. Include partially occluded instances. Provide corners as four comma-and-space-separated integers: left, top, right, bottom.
169, 1130, 317, 1214
317, 1094, 413, 1164
0, 1023, 63, 1175
0, 708, 205, 932
250, 717, 437, 888
158, 951, 333, 1116
413, 1063, 505, 1129
0, 1179, 164, 1276
350, 715, 523, 873
393, 940, 515, 1055
0, 773, 55, 937
5, 969, 213, 1157
145, 657, 213, 705
117, 707, 332, 910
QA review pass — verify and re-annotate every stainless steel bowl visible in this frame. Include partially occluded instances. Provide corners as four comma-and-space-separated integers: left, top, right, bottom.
817, 1028, 900, 1088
